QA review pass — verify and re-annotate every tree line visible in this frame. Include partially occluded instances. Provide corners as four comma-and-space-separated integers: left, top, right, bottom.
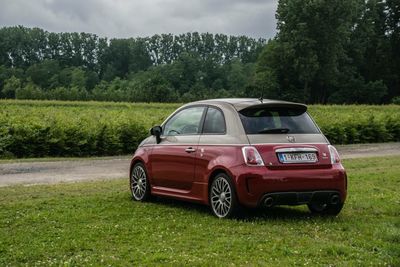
0, 0, 399, 104
0, 27, 265, 102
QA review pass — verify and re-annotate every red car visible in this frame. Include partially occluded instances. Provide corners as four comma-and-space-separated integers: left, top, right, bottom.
130, 98, 347, 218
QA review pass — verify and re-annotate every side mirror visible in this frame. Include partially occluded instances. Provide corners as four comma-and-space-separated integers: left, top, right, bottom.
150, 125, 162, 144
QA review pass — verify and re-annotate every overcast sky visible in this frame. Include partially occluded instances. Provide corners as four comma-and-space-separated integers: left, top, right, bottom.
0, 0, 278, 39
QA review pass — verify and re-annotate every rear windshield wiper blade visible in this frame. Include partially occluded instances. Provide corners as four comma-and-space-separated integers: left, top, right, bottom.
258, 128, 290, 134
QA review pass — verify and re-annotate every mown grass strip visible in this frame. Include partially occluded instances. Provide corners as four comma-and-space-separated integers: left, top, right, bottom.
0, 156, 399, 266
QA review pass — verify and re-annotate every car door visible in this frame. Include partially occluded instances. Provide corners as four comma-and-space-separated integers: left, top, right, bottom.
150, 106, 206, 190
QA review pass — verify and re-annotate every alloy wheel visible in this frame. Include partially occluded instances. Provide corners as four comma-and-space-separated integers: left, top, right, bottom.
131, 165, 147, 200
210, 176, 233, 218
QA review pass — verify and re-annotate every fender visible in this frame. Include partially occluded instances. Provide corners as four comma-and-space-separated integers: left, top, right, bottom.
130, 146, 153, 182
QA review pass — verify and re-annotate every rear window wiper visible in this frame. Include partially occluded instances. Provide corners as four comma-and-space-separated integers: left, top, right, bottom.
258, 128, 290, 134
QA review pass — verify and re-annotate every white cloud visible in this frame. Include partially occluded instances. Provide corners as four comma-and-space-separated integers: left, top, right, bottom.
0, 0, 277, 38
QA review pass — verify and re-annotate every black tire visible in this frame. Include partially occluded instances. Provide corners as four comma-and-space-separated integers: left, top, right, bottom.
209, 173, 240, 218
307, 202, 344, 216
130, 162, 151, 201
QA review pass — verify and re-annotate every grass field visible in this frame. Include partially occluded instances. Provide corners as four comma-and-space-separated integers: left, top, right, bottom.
0, 156, 399, 266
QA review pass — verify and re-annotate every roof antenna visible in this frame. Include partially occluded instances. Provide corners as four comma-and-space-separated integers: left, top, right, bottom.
259, 94, 263, 103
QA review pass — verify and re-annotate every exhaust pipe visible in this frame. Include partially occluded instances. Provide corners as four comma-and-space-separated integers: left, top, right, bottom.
330, 194, 340, 205
263, 196, 274, 207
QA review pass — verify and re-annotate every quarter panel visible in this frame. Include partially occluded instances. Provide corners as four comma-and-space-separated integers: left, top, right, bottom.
196, 134, 247, 175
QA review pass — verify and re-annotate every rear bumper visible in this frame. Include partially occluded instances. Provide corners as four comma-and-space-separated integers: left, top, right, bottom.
260, 190, 341, 207
232, 164, 347, 208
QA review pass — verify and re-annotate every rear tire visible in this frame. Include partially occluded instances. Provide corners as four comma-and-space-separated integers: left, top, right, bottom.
209, 173, 240, 218
307, 202, 344, 216
130, 163, 151, 201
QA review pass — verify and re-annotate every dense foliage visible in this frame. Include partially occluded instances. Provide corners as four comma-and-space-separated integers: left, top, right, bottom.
0, 100, 176, 158
0, 28, 264, 102
0, 0, 398, 104
256, 0, 400, 104
0, 100, 399, 158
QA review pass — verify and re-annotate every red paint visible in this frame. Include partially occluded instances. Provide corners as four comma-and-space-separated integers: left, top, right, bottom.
150, 145, 197, 190
131, 143, 347, 208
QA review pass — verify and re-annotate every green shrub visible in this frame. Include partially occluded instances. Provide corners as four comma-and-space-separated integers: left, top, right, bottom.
392, 96, 400, 105
0, 100, 399, 158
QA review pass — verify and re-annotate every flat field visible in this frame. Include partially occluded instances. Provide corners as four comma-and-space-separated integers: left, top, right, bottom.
1, 100, 399, 158
0, 156, 399, 266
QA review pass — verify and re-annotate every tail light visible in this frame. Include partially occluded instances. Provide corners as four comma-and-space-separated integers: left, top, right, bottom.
242, 146, 265, 166
328, 145, 341, 164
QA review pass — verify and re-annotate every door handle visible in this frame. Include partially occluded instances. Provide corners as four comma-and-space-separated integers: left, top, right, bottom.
185, 147, 196, 153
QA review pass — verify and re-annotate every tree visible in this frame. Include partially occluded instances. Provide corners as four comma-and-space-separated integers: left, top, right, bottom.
15, 82, 43, 99
274, 0, 363, 103
2, 76, 22, 98
226, 59, 253, 93
70, 67, 87, 89
104, 38, 152, 79
0, 65, 24, 92
386, 0, 400, 100
129, 38, 153, 73
254, 40, 303, 101
26, 59, 60, 89
328, 74, 387, 104
347, 0, 390, 103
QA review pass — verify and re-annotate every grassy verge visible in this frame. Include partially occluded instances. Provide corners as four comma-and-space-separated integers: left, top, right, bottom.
0, 156, 399, 266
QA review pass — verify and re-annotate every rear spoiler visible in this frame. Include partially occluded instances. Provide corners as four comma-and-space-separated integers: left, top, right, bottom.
236, 102, 307, 113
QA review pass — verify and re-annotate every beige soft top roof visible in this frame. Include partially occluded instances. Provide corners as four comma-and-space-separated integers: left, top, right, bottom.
192, 98, 307, 111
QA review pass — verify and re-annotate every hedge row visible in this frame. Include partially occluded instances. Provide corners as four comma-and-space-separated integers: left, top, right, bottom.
321, 117, 400, 144
0, 100, 399, 158
0, 100, 177, 158
309, 105, 400, 145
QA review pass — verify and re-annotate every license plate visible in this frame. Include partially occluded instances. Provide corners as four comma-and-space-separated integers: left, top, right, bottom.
278, 152, 318, 163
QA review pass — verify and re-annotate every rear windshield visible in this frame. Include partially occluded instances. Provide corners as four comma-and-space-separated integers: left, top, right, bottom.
239, 107, 320, 134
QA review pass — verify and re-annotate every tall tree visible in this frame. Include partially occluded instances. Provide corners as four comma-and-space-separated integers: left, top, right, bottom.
386, 0, 400, 99
275, 0, 363, 103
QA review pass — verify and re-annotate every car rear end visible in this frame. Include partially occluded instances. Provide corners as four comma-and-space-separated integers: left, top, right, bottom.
231, 101, 347, 211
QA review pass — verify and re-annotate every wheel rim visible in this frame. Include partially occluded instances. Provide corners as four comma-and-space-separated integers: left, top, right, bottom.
131, 165, 147, 200
210, 177, 232, 218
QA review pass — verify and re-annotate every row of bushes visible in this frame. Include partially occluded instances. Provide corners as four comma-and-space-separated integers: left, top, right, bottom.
0, 100, 175, 158
322, 117, 400, 145
0, 100, 399, 158
308, 105, 400, 145
0, 122, 147, 158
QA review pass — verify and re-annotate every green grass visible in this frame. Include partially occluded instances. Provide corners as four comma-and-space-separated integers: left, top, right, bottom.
1, 156, 399, 266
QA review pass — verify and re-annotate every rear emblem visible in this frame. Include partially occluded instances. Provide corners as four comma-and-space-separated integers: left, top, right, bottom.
287, 136, 296, 143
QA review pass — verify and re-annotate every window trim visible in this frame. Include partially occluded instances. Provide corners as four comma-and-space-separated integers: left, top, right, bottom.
161, 105, 207, 136
200, 105, 227, 135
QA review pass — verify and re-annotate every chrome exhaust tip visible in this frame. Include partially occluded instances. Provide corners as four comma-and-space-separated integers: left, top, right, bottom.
330, 194, 340, 205
263, 196, 274, 207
